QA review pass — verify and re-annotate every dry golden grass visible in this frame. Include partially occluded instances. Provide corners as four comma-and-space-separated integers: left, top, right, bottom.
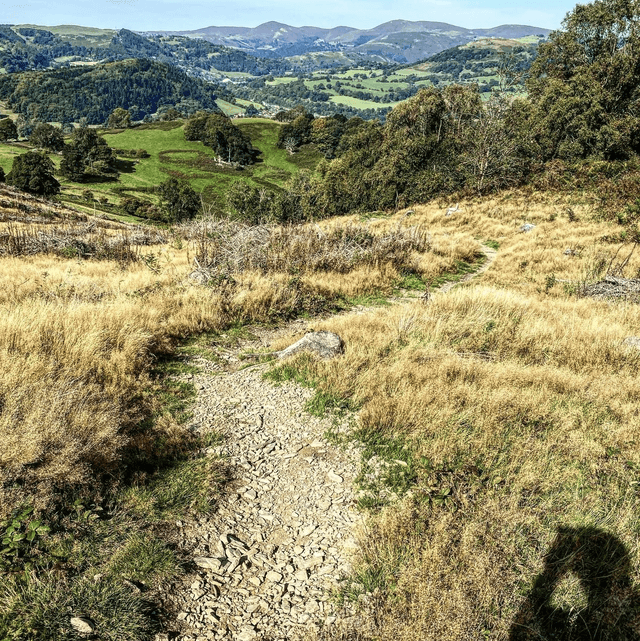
5, 184, 640, 638
0, 197, 476, 519
299, 287, 640, 637
273, 191, 640, 640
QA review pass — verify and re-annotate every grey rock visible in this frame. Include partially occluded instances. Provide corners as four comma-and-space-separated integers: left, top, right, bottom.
519, 223, 536, 233
293, 569, 309, 581
277, 332, 344, 360
623, 336, 640, 350
265, 570, 283, 583
298, 555, 324, 570
194, 557, 224, 571
70, 617, 95, 634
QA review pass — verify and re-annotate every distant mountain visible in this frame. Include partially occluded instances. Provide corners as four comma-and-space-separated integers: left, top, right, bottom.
145, 20, 551, 63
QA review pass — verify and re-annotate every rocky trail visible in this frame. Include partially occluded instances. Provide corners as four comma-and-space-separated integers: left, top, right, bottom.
164, 246, 497, 641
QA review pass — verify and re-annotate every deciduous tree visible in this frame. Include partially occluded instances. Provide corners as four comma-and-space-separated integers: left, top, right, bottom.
60, 128, 118, 181
29, 123, 64, 151
528, 0, 640, 160
6, 151, 60, 196
0, 118, 18, 142
157, 177, 201, 222
106, 108, 132, 129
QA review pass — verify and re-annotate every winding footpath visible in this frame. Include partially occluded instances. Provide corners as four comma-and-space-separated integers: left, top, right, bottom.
166, 245, 497, 641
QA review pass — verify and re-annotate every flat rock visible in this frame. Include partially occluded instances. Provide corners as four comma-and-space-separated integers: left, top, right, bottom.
277, 332, 344, 360
194, 557, 223, 571
70, 617, 95, 634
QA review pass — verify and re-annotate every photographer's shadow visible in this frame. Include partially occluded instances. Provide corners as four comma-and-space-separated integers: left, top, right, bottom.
510, 527, 640, 640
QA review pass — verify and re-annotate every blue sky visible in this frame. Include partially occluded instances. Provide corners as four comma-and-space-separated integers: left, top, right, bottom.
2, 0, 580, 32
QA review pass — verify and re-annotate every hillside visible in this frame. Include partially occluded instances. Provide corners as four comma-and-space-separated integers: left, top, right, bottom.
0, 59, 230, 124
0, 25, 291, 76
4, 3, 640, 639
408, 37, 540, 90
0, 117, 323, 220
0, 22, 547, 121
2, 182, 640, 639
0, 21, 549, 76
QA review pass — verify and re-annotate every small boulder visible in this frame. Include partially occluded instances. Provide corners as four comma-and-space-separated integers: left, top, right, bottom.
277, 331, 344, 360
520, 223, 536, 233
188, 270, 210, 285
70, 617, 95, 635
623, 336, 640, 351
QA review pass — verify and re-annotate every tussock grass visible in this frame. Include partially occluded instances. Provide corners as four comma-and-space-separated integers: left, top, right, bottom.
184, 218, 434, 276
6, 185, 640, 638
269, 192, 640, 639
0, 574, 155, 640
291, 288, 640, 637
0, 203, 461, 519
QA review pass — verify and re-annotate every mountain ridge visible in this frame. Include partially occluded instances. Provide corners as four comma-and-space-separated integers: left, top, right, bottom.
142, 19, 550, 63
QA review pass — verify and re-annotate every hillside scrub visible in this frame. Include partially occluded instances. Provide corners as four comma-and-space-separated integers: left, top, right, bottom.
304, 289, 640, 639
185, 218, 432, 276
214, 0, 640, 226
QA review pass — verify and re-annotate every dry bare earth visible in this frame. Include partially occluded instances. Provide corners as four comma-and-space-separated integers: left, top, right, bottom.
169, 340, 362, 641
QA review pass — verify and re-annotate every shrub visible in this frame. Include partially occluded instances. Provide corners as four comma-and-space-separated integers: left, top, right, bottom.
29, 123, 64, 152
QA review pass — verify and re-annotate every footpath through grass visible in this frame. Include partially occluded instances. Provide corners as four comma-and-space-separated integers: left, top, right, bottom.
0, 195, 455, 640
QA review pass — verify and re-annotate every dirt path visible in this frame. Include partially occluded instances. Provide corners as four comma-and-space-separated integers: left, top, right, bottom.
167, 245, 497, 641
437, 244, 497, 294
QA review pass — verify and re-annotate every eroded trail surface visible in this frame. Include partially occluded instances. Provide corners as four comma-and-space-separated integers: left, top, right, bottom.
171, 324, 363, 641
169, 245, 497, 641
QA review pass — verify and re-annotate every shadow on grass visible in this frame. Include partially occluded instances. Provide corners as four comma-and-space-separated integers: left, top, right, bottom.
510, 527, 640, 640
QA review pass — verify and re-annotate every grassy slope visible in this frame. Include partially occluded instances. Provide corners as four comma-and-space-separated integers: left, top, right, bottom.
0, 186, 453, 640
278, 192, 640, 640
3, 184, 640, 638
0, 119, 322, 215
102, 119, 320, 209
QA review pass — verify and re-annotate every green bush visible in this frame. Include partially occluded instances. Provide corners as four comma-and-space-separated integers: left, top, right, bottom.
6, 152, 60, 196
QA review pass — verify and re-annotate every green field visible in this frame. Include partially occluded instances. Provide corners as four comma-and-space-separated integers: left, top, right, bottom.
102, 119, 321, 210
0, 119, 322, 217
0, 144, 26, 175
215, 99, 245, 117
236, 98, 263, 109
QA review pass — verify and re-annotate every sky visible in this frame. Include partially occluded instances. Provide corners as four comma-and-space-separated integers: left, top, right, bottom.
2, 0, 580, 33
